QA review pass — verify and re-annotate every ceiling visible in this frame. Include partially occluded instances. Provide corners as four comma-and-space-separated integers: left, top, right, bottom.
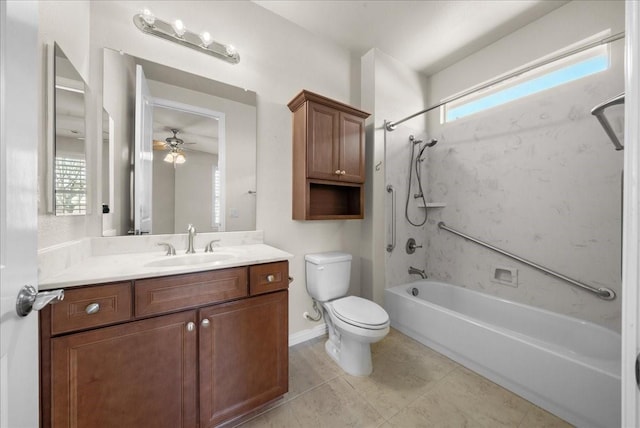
253, 0, 569, 75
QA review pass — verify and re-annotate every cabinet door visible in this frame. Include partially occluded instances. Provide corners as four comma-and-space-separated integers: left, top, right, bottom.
339, 112, 366, 183
307, 101, 340, 180
51, 311, 197, 428
199, 291, 288, 427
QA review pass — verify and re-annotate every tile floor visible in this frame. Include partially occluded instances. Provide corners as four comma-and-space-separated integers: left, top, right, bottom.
235, 329, 573, 428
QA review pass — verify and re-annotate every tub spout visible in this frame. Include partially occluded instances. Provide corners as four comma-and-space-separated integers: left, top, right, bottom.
409, 266, 427, 279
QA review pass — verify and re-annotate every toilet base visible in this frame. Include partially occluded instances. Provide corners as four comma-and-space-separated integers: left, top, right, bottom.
325, 336, 373, 376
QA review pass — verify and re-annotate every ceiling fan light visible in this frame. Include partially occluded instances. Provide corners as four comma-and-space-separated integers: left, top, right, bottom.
175, 153, 186, 164
163, 152, 175, 163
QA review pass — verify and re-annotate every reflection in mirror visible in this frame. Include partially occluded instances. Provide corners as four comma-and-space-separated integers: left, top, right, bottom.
102, 48, 257, 236
102, 108, 116, 236
54, 43, 86, 216
150, 101, 224, 235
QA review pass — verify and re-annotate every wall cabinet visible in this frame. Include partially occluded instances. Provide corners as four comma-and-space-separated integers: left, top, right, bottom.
288, 90, 370, 220
40, 261, 289, 428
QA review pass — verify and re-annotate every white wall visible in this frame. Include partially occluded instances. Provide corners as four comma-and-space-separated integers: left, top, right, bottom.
360, 49, 430, 304
38, 0, 364, 336
424, 0, 624, 330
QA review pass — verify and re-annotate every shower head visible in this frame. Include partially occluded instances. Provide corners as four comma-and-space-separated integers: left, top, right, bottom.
409, 135, 438, 148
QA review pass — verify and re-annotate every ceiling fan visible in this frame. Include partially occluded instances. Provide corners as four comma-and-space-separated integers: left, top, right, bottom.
153, 128, 193, 166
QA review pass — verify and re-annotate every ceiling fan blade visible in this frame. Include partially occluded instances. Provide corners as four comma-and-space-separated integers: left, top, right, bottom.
153, 140, 168, 150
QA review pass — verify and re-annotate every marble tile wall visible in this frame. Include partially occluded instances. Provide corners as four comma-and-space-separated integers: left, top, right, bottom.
421, 75, 623, 331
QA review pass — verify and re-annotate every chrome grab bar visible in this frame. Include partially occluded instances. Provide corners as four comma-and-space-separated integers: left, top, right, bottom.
438, 222, 616, 300
387, 185, 396, 252
591, 92, 624, 150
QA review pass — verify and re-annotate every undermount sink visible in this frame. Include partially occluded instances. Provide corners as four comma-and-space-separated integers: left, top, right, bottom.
145, 252, 236, 268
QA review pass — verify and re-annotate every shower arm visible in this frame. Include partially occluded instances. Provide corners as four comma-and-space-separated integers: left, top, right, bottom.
591, 93, 624, 151
386, 32, 625, 132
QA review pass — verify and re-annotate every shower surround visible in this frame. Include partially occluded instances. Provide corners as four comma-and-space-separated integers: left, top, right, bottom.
381, 1, 624, 331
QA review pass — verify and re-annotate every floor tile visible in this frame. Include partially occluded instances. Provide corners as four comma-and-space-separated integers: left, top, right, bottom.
384, 385, 485, 428
287, 337, 341, 399
429, 367, 532, 427
344, 333, 459, 419
519, 405, 574, 428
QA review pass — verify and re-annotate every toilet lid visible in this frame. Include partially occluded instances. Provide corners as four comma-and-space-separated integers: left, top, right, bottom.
329, 296, 389, 329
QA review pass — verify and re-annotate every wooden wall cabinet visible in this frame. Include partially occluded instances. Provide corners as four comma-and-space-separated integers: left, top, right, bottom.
288, 90, 370, 220
40, 261, 289, 428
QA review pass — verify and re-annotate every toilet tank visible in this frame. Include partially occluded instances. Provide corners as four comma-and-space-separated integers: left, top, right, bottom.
305, 252, 352, 302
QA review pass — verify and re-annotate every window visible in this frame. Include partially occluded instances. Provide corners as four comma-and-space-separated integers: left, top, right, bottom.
443, 38, 610, 123
55, 157, 86, 215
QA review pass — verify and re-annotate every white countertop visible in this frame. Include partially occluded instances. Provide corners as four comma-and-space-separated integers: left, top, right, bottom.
39, 243, 293, 290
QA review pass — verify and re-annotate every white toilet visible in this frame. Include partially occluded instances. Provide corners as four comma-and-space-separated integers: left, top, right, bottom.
305, 252, 390, 376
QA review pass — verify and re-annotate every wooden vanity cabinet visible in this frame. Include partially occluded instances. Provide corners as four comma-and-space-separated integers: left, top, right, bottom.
288, 90, 370, 220
40, 262, 289, 428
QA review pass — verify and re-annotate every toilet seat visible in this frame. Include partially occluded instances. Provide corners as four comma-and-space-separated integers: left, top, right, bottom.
327, 296, 389, 330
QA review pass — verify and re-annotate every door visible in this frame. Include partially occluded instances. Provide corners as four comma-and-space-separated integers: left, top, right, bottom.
134, 65, 153, 234
622, 1, 640, 425
307, 101, 340, 180
0, 2, 40, 427
50, 311, 197, 428
339, 112, 366, 183
199, 292, 288, 427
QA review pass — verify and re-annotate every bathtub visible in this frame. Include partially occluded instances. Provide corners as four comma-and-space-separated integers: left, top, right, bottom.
384, 280, 620, 428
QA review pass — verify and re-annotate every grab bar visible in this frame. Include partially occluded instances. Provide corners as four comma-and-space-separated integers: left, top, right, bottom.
387, 185, 396, 252
438, 222, 616, 300
591, 92, 624, 151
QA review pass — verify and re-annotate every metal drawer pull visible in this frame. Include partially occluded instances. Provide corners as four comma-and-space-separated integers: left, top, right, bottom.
85, 303, 100, 315
186, 322, 195, 332
266, 274, 276, 283
201, 319, 210, 328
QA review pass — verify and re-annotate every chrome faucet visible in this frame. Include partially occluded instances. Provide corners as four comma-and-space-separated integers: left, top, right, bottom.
204, 239, 221, 252
186, 224, 196, 254
408, 266, 427, 279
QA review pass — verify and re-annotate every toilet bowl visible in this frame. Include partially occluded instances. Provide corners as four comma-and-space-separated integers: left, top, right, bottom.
305, 252, 390, 376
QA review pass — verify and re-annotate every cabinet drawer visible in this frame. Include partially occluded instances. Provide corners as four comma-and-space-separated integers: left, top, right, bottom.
249, 262, 289, 296
135, 268, 248, 317
51, 282, 132, 335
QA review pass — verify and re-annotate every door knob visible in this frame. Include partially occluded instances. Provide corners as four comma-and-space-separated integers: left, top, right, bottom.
16, 285, 64, 317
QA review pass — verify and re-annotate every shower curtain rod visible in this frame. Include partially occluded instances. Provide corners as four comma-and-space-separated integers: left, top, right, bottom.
385, 31, 625, 132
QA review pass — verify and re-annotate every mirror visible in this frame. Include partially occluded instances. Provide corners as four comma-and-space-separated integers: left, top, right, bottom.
53, 43, 87, 216
102, 48, 257, 236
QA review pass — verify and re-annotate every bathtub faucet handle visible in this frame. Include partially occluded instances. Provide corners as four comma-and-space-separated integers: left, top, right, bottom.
406, 238, 422, 254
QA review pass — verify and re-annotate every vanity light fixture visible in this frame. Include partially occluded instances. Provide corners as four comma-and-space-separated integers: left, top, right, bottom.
133, 10, 240, 64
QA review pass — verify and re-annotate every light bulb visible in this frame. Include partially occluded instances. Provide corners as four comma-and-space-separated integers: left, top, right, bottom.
199, 31, 212, 47
141, 9, 155, 26
173, 19, 186, 37
225, 44, 236, 56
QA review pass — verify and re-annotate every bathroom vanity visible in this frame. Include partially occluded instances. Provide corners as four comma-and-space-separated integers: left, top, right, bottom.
38, 237, 291, 428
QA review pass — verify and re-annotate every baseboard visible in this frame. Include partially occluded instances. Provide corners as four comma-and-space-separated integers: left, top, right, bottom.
288, 323, 327, 347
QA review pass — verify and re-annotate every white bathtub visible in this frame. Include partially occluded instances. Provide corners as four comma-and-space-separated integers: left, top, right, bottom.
384, 280, 620, 428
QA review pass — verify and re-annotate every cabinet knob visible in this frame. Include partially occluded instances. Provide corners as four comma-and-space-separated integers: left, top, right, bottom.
266, 274, 276, 283
340, 170, 346, 175
201, 318, 210, 328
334, 169, 341, 175
187, 322, 195, 332
85, 303, 100, 315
